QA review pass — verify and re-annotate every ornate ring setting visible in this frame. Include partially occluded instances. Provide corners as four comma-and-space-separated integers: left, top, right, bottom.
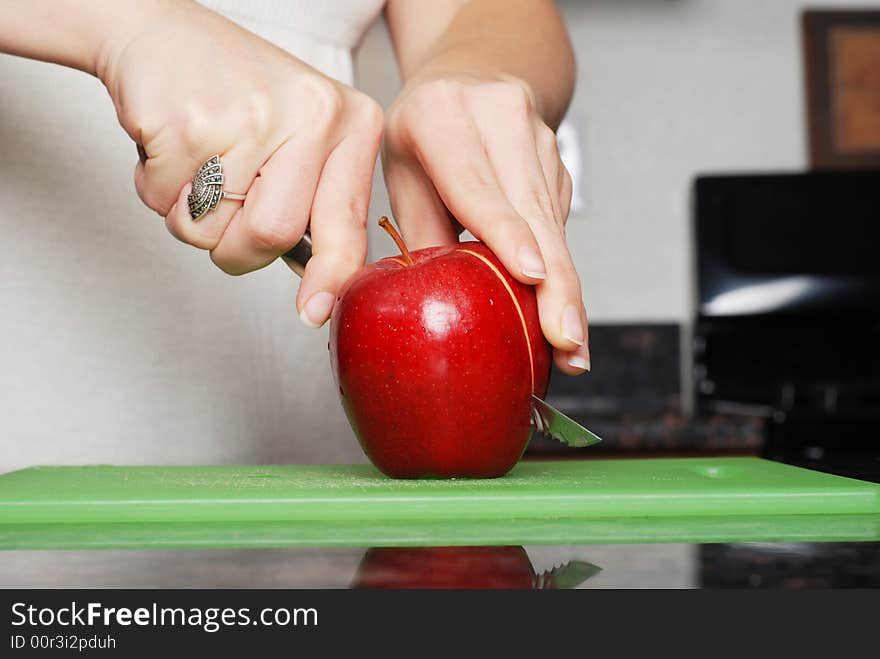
187, 155, 246, 220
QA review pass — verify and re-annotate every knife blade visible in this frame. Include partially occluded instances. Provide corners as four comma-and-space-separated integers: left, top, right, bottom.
285, 234, 602, 449
530, 394, 602, 448
533, 560, 602, 589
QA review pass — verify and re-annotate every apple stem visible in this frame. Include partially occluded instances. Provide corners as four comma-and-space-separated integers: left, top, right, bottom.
378, 216, 414, 267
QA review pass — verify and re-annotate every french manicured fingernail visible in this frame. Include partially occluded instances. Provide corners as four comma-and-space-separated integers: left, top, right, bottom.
518, 246, 547, 279
299, 291, 336, 328
561, 304, 584, 345
568, 354, 591, 371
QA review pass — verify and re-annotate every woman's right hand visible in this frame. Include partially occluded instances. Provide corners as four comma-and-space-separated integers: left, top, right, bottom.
99, 0, 383, 327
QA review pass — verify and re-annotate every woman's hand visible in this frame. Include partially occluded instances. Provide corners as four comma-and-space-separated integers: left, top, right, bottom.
382, 71, 589, 374
100, 0, 383, 327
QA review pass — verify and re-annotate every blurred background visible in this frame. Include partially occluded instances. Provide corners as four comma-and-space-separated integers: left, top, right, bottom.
2, 0, 878, 590
356, 0, 880, 481
2, 0, 877, 476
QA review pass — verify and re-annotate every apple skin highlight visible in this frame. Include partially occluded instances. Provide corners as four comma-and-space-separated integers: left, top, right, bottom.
329, 241, 551, 479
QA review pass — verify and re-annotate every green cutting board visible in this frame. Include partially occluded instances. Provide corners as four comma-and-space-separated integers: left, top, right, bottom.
1, 458, 878, 549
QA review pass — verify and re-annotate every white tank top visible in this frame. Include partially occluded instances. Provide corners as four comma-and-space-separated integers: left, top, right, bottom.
0, 1, 385, 472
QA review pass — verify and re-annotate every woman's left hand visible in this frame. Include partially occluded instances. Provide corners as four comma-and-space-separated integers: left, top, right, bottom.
382, 71, 589, 374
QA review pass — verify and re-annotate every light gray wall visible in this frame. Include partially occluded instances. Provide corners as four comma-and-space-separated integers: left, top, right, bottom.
355, 0, 878, 323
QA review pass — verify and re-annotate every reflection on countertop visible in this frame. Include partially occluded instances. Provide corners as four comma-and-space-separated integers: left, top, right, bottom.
351, 547, 601, 589
1, 541, 877, 589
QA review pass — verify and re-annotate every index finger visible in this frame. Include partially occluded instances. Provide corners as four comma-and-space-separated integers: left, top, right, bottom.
296, 127, 381, 327
405, 116, 548, 285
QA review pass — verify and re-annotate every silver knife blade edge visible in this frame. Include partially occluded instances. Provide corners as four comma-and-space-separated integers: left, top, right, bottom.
530, 394, 603, 448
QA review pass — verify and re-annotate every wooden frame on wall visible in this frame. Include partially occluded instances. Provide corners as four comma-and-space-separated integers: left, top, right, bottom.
803, 10, 880, 169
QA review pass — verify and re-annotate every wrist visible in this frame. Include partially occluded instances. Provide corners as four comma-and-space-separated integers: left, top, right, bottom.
93, 0, 178, 83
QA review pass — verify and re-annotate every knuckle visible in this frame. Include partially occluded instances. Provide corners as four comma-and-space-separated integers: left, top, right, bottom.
386, 80, 463, 146
209, 252, 245, 276
457, 169, 495, 194
127, 117, 154, 146
407, 79, 464, 119
421, 78, 464, 104
344, 194, 369, 227
248, 216, 301, 253
178, 107, 212, 157
560, 170, 573, 215
152, 197, 175, 218
536, 124, 560, 156
163, 214, 183, 241
355, 95, 384, 139
383, 103, 418, 150
383, 101, 403, 131
561, 164, 572, 188
164, 214, 216, 251
236, 89, 274, 142
548, 251, 581, 290
305, 77, 345, 127
495, 79, 534, 115
382, 105, 405, 145
323, 246, 367, 277
136, 180, 173, 217
120, 102, 159, 146
524, 189, 558, 224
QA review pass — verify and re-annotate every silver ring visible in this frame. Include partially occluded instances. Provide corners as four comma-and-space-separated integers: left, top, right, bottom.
187, 155, 246, 220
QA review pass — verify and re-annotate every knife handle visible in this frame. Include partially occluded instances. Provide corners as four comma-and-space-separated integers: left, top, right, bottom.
281, 232, 312, 277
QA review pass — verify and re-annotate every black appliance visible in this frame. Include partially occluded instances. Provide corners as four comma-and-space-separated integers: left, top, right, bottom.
693, 171, 880, 479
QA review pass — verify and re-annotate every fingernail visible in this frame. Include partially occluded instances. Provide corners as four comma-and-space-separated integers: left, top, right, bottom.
518, 246, 547, 280
568, 355, 591, 372
561, 304, 584, 345
299, 291, 336, 328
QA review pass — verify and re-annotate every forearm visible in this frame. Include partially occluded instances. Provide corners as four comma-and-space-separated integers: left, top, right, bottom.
0, 0, 166, 78
386, 0, 575, 128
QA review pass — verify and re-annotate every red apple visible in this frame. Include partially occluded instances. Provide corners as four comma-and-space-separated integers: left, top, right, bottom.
329, 218, 550, 478
351, 546, 537, 589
